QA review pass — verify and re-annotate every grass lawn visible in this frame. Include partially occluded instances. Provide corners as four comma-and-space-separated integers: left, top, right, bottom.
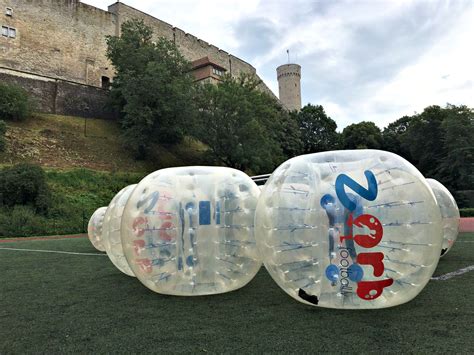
0, 233, 473, 353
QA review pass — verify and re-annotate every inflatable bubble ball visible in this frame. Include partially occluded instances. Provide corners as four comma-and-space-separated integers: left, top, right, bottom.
102, 184, 137, 276
121, 167, 262, 296
426, 178, 460, 257
88, 207, 107, 252
255, 150, 443, 309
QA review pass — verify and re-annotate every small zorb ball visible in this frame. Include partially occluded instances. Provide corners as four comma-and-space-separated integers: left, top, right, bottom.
121, 167, 261, 296
88, 207, 107, 252
426, 178, 460, 257
102, 184, 137, 276
255, 150, 443, 309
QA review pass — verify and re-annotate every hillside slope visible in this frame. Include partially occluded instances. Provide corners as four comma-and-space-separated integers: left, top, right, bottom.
0, 114, 206, 172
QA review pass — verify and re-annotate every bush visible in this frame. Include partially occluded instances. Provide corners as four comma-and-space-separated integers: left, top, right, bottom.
455, 190, 474, 209
0, 82, 32, 121
0, 205, 48, 237
44, 168, 141, 235
460, 208, 474, 217
0, 120, 6, 151
0, 168, 141, 237
0, 163, 52, 214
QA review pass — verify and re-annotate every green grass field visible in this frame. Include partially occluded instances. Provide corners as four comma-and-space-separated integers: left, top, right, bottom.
1, 234, 473, 353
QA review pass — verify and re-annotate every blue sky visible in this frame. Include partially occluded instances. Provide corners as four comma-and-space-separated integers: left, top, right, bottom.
83, 0, 473, 130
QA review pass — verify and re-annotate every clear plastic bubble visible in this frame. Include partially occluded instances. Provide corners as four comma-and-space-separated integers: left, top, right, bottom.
102, 184, 137, 276
87, 207, 107, 252
255, 150, 443, 309
121, 167, 262, 296
426, 178, 460, 257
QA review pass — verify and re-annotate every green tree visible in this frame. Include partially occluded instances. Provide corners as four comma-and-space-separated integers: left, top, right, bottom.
276, 106, 304, 159
193, 74, 284, 174
295, 104, 339, 153
395, 104, 473, 207
0, 163, 51, 215
342, 121, 382, 149
437, 105, 474, 192
401, 105, 447, 176
0, 83, 33, 121
382, 115, 414, 160
106, 19, 195, 158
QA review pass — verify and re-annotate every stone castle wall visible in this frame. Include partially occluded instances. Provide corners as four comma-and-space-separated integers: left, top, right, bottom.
0, 0, 116, 87
0, 67, 114, 118
106, 2, 257, 77
0, 0, 276, 118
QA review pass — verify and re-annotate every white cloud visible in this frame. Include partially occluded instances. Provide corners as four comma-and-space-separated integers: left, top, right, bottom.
352, 6, 474, 128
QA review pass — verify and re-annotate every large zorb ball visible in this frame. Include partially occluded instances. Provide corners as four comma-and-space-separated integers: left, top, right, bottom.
426, 178, 460, 257
102, 184, 137, 276
88, 207, 107, 252
255, 150, 443, 309
121, 167, 261, 296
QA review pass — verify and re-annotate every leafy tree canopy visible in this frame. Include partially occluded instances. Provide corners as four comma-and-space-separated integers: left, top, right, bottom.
295, 104, 339, 153
342, 121, 382, 149
193, 74, 285, 174
401, 105, 448, 175
106, 19, 195, 158
279, 108, 304, 159
401, 104, 473, 191
438, 105, 474, 192
382, 115, 414, 160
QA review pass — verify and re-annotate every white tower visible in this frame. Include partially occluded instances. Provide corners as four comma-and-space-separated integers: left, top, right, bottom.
277, 63, 301, 111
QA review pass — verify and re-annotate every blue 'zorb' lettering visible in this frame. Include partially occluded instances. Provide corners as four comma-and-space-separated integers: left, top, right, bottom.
335, 170, 377, 211
199, 201, 211, 225
137, 191, 159, 214
215, 201, 221, 225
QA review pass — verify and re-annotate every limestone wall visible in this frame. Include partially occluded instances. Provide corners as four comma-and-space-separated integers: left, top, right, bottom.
0, 0, 116, 87
0, 67, 114, 118
108, 3, 251, 73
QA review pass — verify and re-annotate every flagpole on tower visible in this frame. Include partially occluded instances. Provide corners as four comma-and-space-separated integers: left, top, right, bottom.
287, 49, 290, 63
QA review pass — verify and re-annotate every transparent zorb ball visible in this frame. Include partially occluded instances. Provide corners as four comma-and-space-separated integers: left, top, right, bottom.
426, 178, 460, 257
102, 184, 137, 276
121, 167, 261, 296
87, 207, 107, 252
255, 150, 443, 309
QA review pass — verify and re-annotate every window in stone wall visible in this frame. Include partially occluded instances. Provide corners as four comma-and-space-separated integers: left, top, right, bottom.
8, 27, 16, 38
5, 8, 13, 17
1, 26, 7, 37
212, 67, 224, 77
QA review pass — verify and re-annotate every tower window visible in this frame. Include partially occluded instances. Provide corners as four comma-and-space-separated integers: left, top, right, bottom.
1, 26, 7, 37
101, 76, 111, 89
5, 7, 12, 17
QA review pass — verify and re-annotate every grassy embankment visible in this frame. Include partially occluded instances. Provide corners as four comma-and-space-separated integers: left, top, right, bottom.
0, 114, 206, 237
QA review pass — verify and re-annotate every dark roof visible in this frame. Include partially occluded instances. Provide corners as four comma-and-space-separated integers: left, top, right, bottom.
191, 56, 226, 71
